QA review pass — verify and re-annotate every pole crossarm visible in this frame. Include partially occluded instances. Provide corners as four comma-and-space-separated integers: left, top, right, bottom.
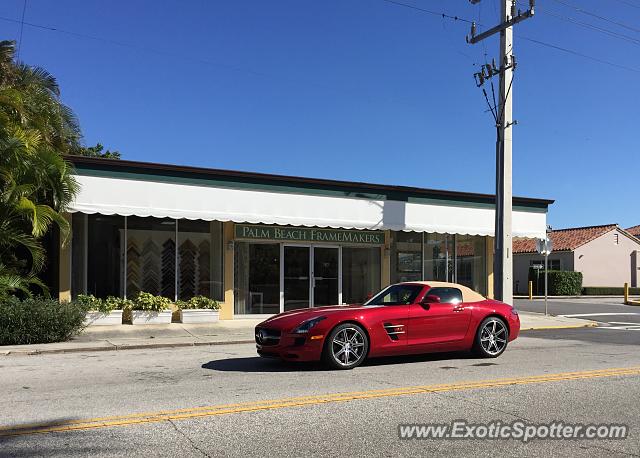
466, 8, 534, 44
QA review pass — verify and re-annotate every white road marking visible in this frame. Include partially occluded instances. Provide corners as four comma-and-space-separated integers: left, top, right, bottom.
608, 322, 640, 325
560, 313, 640, 318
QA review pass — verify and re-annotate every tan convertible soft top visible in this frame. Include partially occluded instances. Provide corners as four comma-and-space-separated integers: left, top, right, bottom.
406, 281, 487, 303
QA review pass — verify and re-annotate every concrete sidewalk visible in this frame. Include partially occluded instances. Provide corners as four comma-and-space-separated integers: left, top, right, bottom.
0, 312, 596, 357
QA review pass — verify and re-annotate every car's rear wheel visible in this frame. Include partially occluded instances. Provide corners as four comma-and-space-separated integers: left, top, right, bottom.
323, 323, 368, 370
473, 317, 509, 358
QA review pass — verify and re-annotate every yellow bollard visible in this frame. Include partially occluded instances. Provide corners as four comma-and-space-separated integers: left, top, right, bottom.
528, 280, 533, 300
624, 282, 629, 305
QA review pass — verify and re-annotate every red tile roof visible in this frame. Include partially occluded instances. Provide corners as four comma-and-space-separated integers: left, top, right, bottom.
513, 224, 618, 254
627, 225, 640, 238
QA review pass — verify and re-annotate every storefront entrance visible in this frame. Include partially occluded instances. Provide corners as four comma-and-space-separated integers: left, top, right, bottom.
283, 245, 340, 311
233, 225, 384, 316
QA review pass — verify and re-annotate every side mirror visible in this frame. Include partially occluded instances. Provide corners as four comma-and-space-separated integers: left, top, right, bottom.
422, 294, 441, 304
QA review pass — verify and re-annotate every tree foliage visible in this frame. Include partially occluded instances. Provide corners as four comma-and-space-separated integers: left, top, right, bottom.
0, 40, 80, 299
72, 142, 121, 159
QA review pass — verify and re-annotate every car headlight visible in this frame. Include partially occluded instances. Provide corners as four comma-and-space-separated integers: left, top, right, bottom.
293, 316, 326, 334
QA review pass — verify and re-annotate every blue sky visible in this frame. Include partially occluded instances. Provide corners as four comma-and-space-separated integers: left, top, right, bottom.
1, 0, 638, 229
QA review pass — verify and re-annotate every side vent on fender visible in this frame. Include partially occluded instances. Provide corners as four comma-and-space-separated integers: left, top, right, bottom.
383, 323, 405, 341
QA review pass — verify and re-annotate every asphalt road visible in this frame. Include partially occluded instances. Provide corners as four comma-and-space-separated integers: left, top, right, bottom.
515, 299, 640, 330
1, 324, 640, 457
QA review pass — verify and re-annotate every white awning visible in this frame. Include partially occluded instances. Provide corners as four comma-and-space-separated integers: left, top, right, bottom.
70, 175, 547, 238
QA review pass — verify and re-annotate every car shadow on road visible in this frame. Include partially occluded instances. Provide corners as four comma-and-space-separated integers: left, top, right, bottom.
202, 358, 324, 373
202, 351, 483, 373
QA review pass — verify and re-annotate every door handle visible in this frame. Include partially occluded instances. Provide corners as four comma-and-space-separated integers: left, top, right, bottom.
453, 305, 465, 312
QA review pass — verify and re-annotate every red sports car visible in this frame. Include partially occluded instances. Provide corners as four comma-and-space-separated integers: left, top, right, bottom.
255, 281, 520, 369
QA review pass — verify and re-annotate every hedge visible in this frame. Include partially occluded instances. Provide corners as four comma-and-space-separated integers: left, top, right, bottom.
582, 287, 640, 296
0, 297, 89, 345
528, 268, 583, 296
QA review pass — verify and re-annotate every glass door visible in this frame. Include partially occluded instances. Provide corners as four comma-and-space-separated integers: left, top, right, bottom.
312, 247, 340, 307
283, 245, 311, 311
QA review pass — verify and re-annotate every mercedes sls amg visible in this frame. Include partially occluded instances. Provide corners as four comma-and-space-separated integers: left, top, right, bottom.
255, 281, 520, 369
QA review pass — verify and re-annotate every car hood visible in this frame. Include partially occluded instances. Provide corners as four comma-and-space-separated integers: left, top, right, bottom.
258, 304, 373, 330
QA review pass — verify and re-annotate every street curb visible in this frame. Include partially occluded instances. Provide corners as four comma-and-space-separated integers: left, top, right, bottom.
0, 339, 255, 357
520, 323, 599, 331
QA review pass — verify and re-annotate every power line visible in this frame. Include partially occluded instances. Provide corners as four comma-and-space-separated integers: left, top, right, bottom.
383, 0, 640, 74
610, 0, 640, 9
517, 1, 640, 47
551, 0, 640, 34
0, 14, 435, 108
16, 0, 27, 60
381, 0, 474, 23
0, 15, 272, 77
518, 35, 640, 74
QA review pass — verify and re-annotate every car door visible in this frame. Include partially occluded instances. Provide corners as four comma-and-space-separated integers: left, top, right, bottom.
408, 287, 472, 349
362, 283, 425, 357
367, 304, 411, 356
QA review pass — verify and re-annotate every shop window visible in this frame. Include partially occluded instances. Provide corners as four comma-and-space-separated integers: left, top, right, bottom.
343, 247, 381, 304
177, 220, 223, 301
391, 231, 422, 283
455, 235, 486, 294
234, 243, 280, 314
72, 214, 125, 298
125, 217, 176, 299
72, 214, 223, 301
423, 233, 454, 283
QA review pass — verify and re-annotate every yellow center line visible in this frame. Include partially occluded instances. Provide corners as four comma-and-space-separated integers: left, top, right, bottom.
2, 366, 639, 437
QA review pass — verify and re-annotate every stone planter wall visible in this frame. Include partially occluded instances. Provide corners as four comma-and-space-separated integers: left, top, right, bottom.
84, 310, 124, 326
130, 310, 173, 325
179, 309, 220, 324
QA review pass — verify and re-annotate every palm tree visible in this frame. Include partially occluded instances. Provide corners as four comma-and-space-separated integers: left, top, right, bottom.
0, 40, 79, 298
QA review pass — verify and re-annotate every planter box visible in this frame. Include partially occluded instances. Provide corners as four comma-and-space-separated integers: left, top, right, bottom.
84, 310, 123, 326
131, 310, 173, 325
179, 309, 220, 324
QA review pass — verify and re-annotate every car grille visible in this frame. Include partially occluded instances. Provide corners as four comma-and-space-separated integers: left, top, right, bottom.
255, 327, 281, 346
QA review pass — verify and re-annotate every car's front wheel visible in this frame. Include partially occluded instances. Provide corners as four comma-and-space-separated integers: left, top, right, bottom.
323, 323, 369, 370
473, 317, 509, 358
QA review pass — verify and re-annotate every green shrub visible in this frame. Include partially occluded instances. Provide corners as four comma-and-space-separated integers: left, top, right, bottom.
582, 287, 640, 295
75, 294, 132, 314
0, 297, 89, 345
75, 294, 102, 310
528, 269, 583, 296
547, 271, 583, 295
132, 292, 171, 311
104, 296, 133, 312
176, 295, 220, 310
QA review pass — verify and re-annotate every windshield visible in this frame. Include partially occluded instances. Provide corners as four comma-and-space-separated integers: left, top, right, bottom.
365, 284, 424, 306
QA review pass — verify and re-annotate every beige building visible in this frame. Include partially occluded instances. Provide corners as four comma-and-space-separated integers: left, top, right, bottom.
513, 224, 640, 294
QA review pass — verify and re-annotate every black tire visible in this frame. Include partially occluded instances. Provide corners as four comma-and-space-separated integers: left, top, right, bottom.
473, 316, 509, 358
323, 323, 369, 370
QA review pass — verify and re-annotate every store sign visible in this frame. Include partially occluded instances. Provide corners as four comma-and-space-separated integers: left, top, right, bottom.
235, 224, 384, 245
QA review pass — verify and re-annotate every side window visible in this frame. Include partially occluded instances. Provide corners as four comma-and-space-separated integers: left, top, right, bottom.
428, 287, 463, 304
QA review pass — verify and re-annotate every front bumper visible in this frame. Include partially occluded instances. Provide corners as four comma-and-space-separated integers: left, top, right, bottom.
255, 327, 325, 362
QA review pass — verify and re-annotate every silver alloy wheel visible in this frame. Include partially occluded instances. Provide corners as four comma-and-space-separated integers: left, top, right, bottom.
479, 318, 507, 356
331, 327, 366, 367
